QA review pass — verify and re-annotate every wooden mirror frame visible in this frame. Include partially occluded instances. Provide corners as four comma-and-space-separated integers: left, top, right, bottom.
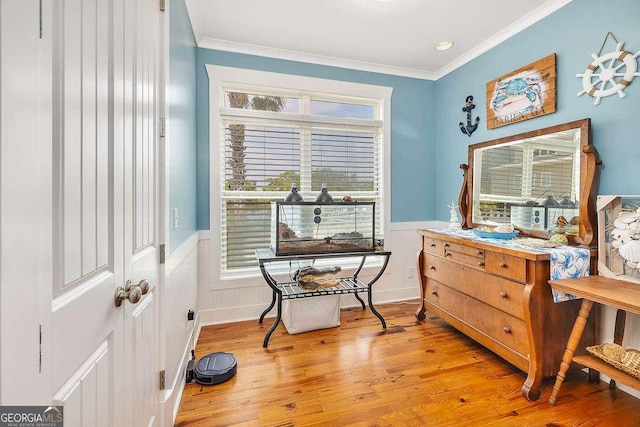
458, 118, 601, 247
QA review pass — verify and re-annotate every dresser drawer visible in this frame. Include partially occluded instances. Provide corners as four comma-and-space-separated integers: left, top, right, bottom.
485, 252, 528, 283
444, 250, 486, 269
445, 243, 486, 259
434, 261, 524, 319
425, 281, 528, 356
423, 237, 445, 257
421, 253, 445, 282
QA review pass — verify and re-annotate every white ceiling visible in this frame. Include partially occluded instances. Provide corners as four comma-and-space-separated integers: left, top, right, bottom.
184, 0, 572, 80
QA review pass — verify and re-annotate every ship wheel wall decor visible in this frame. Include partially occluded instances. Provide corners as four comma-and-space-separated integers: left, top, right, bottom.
577, 32, 640, 105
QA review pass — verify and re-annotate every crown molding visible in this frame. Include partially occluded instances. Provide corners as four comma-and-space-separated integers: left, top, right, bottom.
432, 0, 573, 80
196, 0, 572, 81
198, 38, 437, 81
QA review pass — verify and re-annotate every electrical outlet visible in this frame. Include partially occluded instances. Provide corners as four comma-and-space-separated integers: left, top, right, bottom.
407, 266, 416, 279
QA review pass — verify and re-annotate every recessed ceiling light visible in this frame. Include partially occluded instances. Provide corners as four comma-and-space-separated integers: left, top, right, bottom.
435, 41, 454, 51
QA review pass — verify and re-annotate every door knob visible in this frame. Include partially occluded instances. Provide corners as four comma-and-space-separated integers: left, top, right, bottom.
137, 279, 149, 295
114, 280, 142, 307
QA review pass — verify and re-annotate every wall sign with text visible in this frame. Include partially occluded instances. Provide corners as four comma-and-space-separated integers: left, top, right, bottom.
486, 54, 556, 129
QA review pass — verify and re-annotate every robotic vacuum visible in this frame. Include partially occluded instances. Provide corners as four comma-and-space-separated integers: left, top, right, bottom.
193, 352, 237, 385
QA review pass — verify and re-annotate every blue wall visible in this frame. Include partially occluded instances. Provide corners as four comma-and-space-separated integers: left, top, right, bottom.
196, 50, 435, 228
434, 0, 640, 221
168, 0, 198, 251
190, 0, 640, 229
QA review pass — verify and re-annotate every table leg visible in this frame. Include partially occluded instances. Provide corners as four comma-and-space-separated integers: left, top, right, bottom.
368, 289, 386, 329
353, 292, 366, 309
609, 309, 627, 389
415, 249, 426, 321
263, 294, 283, 348
259, 291, 277, 324
362, 253, 390, 329
258, 262, 280, 325
548, 299, 594, 404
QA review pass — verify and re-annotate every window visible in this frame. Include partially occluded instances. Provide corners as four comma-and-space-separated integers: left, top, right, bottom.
207, 66, 392, 277
510, 175, 522, 189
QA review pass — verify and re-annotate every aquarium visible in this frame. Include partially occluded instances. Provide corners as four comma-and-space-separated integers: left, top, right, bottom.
272, 201, 375, 255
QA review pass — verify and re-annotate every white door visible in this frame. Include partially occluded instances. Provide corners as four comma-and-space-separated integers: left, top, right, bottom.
0, 1, 161, 426
121, 0, 161, 424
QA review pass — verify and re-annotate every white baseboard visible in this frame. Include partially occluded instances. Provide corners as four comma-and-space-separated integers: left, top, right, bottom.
169, 322, 197, 424
198, 303, 271, 327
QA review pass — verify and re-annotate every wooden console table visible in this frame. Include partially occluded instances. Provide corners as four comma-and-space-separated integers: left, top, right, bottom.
548, 275, 640, 404
256, 248, 391, 347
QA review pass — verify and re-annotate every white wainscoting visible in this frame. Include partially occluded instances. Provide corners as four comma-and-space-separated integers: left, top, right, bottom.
52, 342, 109, 426
160, 232, 199, 423
197, 222, 446, 326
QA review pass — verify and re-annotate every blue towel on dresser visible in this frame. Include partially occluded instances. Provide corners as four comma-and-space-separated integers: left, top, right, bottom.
549, 247, 590, 302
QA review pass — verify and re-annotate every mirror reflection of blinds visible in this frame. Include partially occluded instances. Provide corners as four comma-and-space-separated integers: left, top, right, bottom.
479, 145, 576, 202
221, 121, 383, 271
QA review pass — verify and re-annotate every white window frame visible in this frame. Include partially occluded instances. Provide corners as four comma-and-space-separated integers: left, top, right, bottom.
206, 65, 392, 280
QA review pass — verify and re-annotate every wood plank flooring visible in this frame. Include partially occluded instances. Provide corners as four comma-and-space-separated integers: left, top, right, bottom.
175, 300, 640, 426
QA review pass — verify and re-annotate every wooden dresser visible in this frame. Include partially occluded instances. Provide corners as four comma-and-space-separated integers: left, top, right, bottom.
416, 229, 595, 401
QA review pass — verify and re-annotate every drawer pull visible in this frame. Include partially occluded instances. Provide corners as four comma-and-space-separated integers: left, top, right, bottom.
429, 265, 436, 270
444, 243, 450, 248
431, 290, 438, 296
477, 261, 485, 267
500, 291, 507, 298
503, 326, 511, 334
499, 262, 507, 268
444, 252, 451, 257
476, 250, 483, 256
430, 243, 436, 247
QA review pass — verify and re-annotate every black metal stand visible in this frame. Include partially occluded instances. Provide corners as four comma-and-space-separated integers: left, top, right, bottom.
256, 248, 391, 347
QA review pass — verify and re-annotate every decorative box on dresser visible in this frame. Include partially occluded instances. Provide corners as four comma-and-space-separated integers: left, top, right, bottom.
415, 229, 596, 401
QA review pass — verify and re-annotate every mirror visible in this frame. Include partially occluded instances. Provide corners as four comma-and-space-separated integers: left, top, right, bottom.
458, 118, 600, 246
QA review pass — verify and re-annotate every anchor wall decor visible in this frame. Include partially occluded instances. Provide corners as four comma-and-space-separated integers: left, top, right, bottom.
459, 95, 479, 137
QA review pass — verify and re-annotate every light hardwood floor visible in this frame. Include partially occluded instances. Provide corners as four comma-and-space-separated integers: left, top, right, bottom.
175, 300, 640, 426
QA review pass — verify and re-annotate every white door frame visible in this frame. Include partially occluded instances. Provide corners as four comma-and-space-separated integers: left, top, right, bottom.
0, 0, 53, 405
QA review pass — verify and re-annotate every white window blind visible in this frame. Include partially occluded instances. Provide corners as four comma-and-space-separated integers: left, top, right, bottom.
219, 97, 385, 274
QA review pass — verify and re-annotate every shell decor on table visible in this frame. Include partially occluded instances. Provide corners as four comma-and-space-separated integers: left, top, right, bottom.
548, 216, 570, 245
548, 232, 569, 246
494, 223, 514, 233
610, 207, 640, 271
